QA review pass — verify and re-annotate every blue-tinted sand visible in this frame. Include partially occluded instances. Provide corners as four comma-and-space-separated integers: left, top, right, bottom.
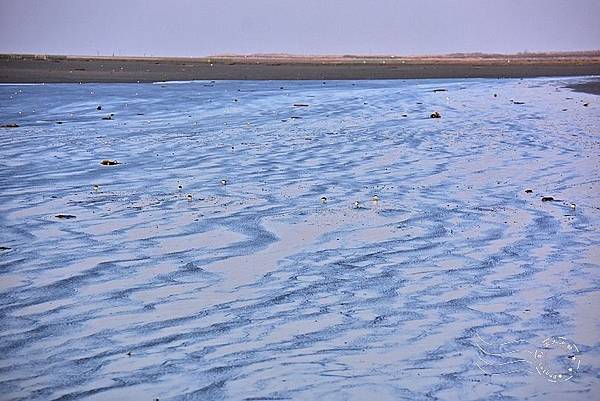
0, 78, 599, 400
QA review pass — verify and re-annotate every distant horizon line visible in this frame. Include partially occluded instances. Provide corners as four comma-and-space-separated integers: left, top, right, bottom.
2, 50, 600, 60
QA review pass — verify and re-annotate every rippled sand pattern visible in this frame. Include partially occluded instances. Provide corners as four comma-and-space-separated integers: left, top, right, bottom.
1, 78, 599, 400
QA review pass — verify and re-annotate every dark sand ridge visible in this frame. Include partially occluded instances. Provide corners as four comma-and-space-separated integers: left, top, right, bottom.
1, 52, 600, 83
566, 79, 600, 95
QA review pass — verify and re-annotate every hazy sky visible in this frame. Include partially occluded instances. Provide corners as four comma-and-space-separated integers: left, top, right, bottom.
1, 0, 599, 56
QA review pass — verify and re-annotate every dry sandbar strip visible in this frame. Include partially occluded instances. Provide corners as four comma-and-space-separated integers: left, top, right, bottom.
1, 52, 599, 82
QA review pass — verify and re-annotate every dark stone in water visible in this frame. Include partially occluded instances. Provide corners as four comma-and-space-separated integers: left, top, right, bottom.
100, 159, 120, 165
430, 111, 441, 118
541, 196, 554, 202
373, 315, 385, 324
55, 214, 76, 219
97, 105, 102, 110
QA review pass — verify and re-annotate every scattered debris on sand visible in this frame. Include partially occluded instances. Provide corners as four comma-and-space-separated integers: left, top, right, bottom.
100, 159, 120, 166
55, 214, 76, 219
430, 111, 441, 118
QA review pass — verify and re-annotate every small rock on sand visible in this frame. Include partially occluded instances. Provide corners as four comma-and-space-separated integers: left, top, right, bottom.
541, 196, 555, 202
525, 189, 533, 193
55, 214, 76, 219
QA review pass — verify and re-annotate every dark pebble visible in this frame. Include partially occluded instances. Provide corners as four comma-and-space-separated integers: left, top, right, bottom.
55, 214, 76, 219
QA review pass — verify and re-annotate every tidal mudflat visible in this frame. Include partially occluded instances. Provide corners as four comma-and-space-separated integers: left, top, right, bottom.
0, 78, 599, 400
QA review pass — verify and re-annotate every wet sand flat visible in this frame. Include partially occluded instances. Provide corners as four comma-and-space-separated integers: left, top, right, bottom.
0, 77, 599, 400
1, 53, 600, 82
